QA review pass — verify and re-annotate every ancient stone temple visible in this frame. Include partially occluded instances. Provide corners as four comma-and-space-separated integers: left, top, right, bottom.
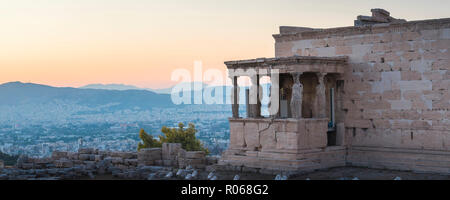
219, 9, 450, 174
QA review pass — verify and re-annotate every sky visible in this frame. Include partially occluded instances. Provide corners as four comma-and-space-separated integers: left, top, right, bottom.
1, 0, 449, 89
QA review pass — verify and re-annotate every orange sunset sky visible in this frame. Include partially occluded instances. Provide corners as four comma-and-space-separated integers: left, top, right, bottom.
1, 0, 449, 89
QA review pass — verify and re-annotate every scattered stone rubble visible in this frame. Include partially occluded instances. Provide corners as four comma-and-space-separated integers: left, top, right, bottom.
0, 143, 217, 180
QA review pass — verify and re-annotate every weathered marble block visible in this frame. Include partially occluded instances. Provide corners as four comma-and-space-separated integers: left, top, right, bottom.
162, 143, 182, 161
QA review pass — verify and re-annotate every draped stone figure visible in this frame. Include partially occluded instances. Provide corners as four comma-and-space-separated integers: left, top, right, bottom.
290, 73, 303, 119
315, 73, 327, 118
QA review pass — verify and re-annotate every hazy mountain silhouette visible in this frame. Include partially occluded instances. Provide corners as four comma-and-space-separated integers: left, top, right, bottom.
0, 81, 271, 108
0, 82, 174, 110
79, 82, 270, 97
80, 84, 144, 91
79, 82, 209, 94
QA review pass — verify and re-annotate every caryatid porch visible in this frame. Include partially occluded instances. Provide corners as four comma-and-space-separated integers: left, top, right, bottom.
220, 56, 349, 172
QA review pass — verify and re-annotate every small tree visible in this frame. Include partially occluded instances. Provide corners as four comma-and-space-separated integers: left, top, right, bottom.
159, 123, 209, 154
137, 129, 162, 151
0, 151, 19, 166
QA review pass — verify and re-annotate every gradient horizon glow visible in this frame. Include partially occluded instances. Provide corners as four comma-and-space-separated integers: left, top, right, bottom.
1, 0, 449, 89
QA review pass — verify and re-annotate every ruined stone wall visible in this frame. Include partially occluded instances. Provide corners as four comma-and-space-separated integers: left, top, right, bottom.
0, 144, 213, 180
274, 19, 450, 172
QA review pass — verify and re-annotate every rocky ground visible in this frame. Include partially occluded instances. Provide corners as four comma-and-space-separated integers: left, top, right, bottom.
289, 167, 450, 180
76, 166, 450, 180
2, 146, 449, 180
3, 165, 450, 180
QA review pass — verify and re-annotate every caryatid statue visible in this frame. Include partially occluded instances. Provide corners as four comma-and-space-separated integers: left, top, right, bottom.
315, 73, 327, 118
290, 73, 303, 119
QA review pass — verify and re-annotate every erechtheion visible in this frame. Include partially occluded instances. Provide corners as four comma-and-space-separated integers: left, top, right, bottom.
219, 9, 450, 174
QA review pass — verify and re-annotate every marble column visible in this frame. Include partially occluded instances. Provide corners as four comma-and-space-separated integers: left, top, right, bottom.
246, 88, 250, 118
248, 74, 261, 118
290, 73, 303, 119
256, 74, 261, 118
316, 73, 327, 118
231, 75, 239, 118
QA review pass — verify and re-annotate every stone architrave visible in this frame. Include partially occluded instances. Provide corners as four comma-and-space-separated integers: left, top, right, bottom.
290, 73, 303, 119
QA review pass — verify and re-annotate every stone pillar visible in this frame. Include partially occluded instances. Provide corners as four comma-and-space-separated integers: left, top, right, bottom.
256, 74, 261, 118
316, 73, 327, 118
248, 74, 261, 118
231, 76, 239, 118
290, 73, 303, 119
246, 88, 250, 118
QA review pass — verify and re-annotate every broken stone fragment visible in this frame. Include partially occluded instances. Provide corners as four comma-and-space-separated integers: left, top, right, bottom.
165, 171, 173, 178
191, 170, 198, 178
207, 172, 214, 179
147, 173, 156, 180
185, 173, 192, 180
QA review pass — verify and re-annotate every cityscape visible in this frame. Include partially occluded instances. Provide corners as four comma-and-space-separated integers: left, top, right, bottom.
0, 93, 242, 157
0, 81, 268, 158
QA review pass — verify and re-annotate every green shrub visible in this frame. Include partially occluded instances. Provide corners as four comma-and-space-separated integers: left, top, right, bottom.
159, 123, 209, 154
137, 123, 209, 154
137, 129, 162, 151
0, 151, 19, 166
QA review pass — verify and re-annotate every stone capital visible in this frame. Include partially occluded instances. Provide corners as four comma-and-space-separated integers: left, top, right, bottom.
317, 73, 327, 85
228, 74, 239, 80
317, 72, 327, 78
291, 72, 303, 83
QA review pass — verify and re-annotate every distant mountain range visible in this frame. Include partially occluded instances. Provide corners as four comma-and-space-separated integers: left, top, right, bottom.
0, 82, 174, 110
79, 82, 209, 94
80, 84, 145, 91
0, 81, 272, 124
0, 81, 271, 109
79, 82, 271, 96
